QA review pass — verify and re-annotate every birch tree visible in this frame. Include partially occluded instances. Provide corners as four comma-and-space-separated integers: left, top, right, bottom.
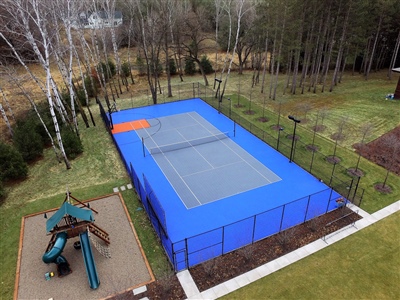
0, 85, 14, 137
220, 0, 250, 99
0, 0, 71, 168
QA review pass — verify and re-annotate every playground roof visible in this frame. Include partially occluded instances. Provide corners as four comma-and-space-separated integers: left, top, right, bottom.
46, 202, 93, 233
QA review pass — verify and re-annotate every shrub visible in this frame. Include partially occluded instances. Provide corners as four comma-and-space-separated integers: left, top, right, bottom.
136, 56, 146, 76
168, 59, 177, 75
13, 119, 44, 162
84, 76, 98, 98
200, 55, 214, 74
0, 141, 28, 181
28, 102, 56, 146
61, 127, 83, 159
150, 59, 163, 76
107, 59, 116, 76
76, 88, 87, 106
121, 61, 131, 78
97, 61, 111, 82
185, 58, 196, 75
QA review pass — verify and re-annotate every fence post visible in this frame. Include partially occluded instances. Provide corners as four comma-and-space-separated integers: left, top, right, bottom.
279, 205, 286, 231
329, 163, 337, 186
325, 188, 334, 213
185, 238, 189, 270
352, 176, 361, 204
252, 215, 257, 243
304, 195, 311, 222
108, 111, 113, 130
221, 226, 225, 255
309, 150, 316, 173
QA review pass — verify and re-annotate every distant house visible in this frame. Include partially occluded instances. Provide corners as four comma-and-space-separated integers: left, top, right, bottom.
72, 11, 123, 29
87, 11, 123, 28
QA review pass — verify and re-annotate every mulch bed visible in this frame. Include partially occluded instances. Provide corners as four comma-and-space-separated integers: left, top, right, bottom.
120, 207, 361, 300
354, 126, 400, 176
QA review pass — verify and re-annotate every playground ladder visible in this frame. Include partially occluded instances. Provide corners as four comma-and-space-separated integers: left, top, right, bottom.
88, 223, 110, 244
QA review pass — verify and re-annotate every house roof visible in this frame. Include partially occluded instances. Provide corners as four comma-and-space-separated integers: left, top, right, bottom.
46, 202, 93, 233
96, 10, 122, 20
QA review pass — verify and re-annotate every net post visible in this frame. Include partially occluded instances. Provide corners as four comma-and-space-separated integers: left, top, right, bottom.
234, 121, 236, 137
142, 137, 145, 157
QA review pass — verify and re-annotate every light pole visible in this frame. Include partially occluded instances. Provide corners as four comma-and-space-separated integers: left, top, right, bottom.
288, 115, 301, 163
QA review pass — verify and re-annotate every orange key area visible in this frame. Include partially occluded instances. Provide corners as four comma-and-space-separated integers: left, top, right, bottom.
111, 119, 150, 134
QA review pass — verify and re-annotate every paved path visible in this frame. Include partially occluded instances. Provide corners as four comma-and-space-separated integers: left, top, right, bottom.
176, 201, 400, 300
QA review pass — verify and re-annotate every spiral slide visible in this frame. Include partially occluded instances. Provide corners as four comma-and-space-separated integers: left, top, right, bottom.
79, 231, 100, 289
42, 232, 68, 264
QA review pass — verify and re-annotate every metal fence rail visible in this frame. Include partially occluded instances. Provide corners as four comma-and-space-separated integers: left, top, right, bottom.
97, 82, 365, 271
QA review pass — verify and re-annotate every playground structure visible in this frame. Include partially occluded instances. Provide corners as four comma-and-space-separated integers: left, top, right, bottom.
42, 192, 110, 289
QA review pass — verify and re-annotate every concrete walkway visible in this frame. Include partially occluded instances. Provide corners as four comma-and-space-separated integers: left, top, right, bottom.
176, 201, 400, 300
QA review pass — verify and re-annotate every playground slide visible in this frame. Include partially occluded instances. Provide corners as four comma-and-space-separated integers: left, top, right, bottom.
79, 231, 100, 289
42, 232, 68, 264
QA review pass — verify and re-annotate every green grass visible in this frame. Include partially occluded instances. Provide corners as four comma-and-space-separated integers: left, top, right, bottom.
0, 111, 170, 300
222, 211, 400, 300
212, 93, 400, 213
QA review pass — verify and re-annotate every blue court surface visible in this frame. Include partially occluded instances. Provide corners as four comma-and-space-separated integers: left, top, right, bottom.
109, 98, 342, 271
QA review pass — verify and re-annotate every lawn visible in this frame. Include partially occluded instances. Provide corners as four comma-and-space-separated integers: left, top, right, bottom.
0, 112, 171, 300
222, 211, 400, 300
0, 70, 399, 300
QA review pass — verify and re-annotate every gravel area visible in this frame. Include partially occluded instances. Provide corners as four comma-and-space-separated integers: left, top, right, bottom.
15, 194, 154, 300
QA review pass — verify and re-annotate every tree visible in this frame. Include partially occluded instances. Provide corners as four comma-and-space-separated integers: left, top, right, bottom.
352, 122, 374, 176
185, 58, 197, 75
181, 7, 213, 86
200, 55, 214, 74
0, 0, 71, 169
329, 116, 349, 165
134, 0, 166, 104
61, 127, 83, 159
0, 141, 28, 181
13, 119, 44, 162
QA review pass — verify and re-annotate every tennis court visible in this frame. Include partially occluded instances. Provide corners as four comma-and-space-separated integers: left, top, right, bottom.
136, 112, 281, 209
107, 98, 343, 271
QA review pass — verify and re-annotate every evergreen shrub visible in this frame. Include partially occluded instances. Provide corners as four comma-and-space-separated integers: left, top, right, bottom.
185, 59, 196, 75
13, 119, 44, 162
0, 141, 28, 181
61, 127, 83, 159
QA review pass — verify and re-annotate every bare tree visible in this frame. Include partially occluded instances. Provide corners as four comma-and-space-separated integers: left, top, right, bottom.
221, 0, 251, 99
134, 0, 166, 104
0, 0, 71, 168
329, 116, 349, 164
353, 123, 374, 175
181, 7, 212, 86
0, 85, 14, 137
376, 134, 400, 191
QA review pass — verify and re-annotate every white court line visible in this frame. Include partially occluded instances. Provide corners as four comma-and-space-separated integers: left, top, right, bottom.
187, 112, 280, 184
135, 123, 203, 209
137, 112, 280, 209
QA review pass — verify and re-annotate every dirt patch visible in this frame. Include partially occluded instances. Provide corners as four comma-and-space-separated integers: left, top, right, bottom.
354, 126, 400, 175
116, 207, 361, 300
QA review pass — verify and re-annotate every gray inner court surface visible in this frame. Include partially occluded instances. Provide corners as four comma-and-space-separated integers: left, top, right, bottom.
135, 112, 281, 209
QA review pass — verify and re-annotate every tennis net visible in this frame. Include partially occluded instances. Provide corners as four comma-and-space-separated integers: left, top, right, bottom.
148, 132, 230, 155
